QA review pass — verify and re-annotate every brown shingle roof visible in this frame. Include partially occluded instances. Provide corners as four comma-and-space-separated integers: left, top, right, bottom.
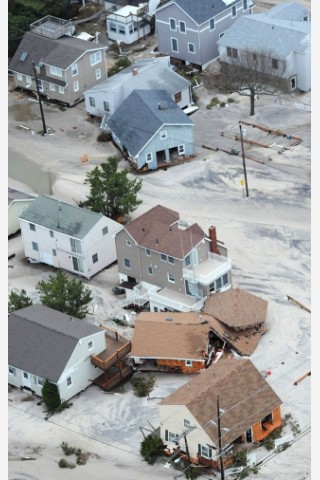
203, 288, 268, 330
125, 205, 205, 258
160, 358, 282, 446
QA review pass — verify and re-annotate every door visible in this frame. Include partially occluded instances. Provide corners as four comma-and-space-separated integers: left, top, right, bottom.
42, 251, 54, 266
22, 371, 31, 389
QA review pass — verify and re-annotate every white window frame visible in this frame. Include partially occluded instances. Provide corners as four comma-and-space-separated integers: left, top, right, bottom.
210, 18, 215, 30
59, 85, 65, 94
50, 65, 62, 77
90, 51, 102, 67
171, 37, 178, 53
95, 68, 101, 80
89, 96, 96, 107
188, 42, 195, 54
9, 366, 16, 375
71, 63, 78, 76
178, 144, 185, 154
168, 256, 175, 264
179, 21, 186, 33
17, 72, 23, 81
243, 0, 248, 10
124, 258, 131, 269
168, 273, 175, 283
185, 359, 192, 366
146, 152, 153, 163
32, 242, 39, 251
148, 266, 153, 275
169, 18, 176, 31
160, 254, 167, 262
73, 80, 79, 92
49, 83, 56, 91
70, 238, 82, 254
103, 101, 110, 112
72, 256, 84, 273
168, 431, 179, 442
26, 75, 32, 85
200, 445, 212, 459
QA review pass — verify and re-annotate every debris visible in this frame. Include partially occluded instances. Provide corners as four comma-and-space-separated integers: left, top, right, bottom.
287, 295, 311, 313
294, 371, 311, 385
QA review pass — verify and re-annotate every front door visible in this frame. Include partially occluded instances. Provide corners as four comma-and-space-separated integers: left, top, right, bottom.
22, 371, 31, 389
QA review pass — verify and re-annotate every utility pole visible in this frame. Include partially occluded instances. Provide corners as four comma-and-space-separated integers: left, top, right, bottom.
217, 395, 225, 480
32, 61, 48, 136
184, 433, 193, 480
239, 122, 249, 197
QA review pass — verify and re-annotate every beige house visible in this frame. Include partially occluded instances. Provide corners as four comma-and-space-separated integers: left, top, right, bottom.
8, 16, 108, 107
8, 188, 35, 237
19, 195, 123, 279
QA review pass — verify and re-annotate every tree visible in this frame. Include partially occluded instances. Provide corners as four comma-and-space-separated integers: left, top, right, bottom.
36, 271, 92, 319
131, 374, 156, 397
8, 289, 33, 314
140, 434, 165, 464
217, 49, 287, 116
78, 156, 142, 221
42, 379, 61, 413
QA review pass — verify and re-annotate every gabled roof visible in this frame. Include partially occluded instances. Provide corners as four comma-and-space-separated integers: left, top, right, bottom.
19, 195, 116, 239
156, 0, 236, 26
84, 57, 191, 96
217, 12, 310, 58
107, 89, 193, 157
203, 288, 268, 330
131, 312, 210, 360
265, 1, 310, 21
159, 358, 282, 446
123, 204, 205, 258
8, 305, 105, 383
8, 188, 36, 207
9, 31, 107, 77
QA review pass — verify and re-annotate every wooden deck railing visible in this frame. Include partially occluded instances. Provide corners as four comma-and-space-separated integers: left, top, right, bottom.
91, 342, 131, 370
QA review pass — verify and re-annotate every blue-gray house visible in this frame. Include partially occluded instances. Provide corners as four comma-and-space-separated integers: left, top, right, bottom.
106, 89, 194, 171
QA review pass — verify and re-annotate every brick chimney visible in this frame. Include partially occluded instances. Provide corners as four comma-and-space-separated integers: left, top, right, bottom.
208, 226, 220, 254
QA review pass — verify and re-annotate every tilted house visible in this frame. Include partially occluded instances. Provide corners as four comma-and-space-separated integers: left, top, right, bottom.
129, 290, 268, 372
8, 305, 133, 399
217, 2, 311, 92
159, 358, 282, 469
84, 56, 193, 122
8, 15, 108, 107
155, 0, 255, 70
106, 3, 154, 45
8, 188, 36, 237
19, 195, 123, 279
114, 204, 232, 312
106, 89, 194, 171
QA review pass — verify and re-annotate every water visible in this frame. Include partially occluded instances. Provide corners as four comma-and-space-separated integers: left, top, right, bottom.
8, 147, 54, 195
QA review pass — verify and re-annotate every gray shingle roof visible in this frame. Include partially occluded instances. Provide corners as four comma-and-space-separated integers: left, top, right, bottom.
9, 31, 106, 77
265, 1, 310, 20
19, 195, 106, 239
8, 188, 36, 207
217, 13, 310, 58
8, 305, 104, 383
107, 90, 193, 156
159, 0, 235, 25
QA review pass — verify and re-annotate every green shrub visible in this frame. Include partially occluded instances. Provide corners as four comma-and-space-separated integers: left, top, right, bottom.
227, 97, 236, 103
131, 374, 156, 397
206, 97, 220, 109
58, 458, 75, 469
42, 380, 61, 413
220, 101, 226, 107
140, 434, 164, 464
234, 449, 247, 466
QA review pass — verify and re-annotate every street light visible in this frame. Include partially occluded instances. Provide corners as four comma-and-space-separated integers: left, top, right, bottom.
239, 122, 249, 197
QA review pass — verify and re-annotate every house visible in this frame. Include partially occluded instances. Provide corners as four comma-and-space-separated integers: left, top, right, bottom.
18, 195, 123, 279
84, 56, 193, 122
8, 188, 36, 237
130, 290, 268, 372
8, 15, 108, 107
106, 3, 154, 45
114, 204, 232, 312
159, 358, 282, 468
8, 305, 133, 400
217, 2, 311, 92
155, 0, 255, 70
106, 89, 194, 171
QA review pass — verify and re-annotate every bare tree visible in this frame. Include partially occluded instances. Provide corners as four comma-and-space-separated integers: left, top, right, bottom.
217, 49, 287, 115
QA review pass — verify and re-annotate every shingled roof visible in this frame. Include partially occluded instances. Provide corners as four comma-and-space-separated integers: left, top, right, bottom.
8, 305, 105, 383
160, 0, 236, 26
124, 204, 205, 258
203, 288, 268, 330
160, 358, 282, 446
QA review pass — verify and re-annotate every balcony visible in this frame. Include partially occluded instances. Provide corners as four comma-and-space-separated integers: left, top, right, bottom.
183, 252, 231, 286
30, 16, 75, 39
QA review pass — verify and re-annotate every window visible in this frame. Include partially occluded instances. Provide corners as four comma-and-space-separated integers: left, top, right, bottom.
165, 430, 179, 442
59, 86, 65, 94
222, 273, 229, 285
219, 32, 225, 38
171, 38, 178, 52
71, 63, 78, 76
179, 21, 186, 33
29, 223, 36, 231
37, 377, 44, 386
67, 376, 72, 387
73, 80, 79, 92
9, 366, 16, 375
200, 445, 212, 459
175, 91, 182, 102
184, 419, 190, 428
17, 73, 23, 81
232, 5, 237, 17
227, 46, 238, 58
168, 256, 175, 264
109, 22, 117, 32
126, 240, 132, 247
70, 238, 82, 254
50, 66, 62, 77
72, 256, 84, 272
146, 152, 152, 163
50, 83, 56, 91
124, 258, 131, 269
178, 145, 185, 155
210, 18, 215, 30
96, 68, 101, 80
170, 18, 176, 30
216, 277, 222, 290
168, 273, 175, 283
272, 58, 278, 69
49, 230, 54, 238
90, 51, 102, 67
160, 130, 167, 140
32, 242, 39, 251
188, 43, 195, 54
161, 254, 167, 262
243, 0, 248, 10
148, 266, 153, 275
119, 25, 125, 34
52, 249, 57, 256
184, 254, 191, 267
185, 359, 192, 366
102, 226, 109, 235
103, 101, 110, 112
92, 253, 98, 264
146, 248, 151, 256
88, 341, 93, 350
89, 96, 96, 107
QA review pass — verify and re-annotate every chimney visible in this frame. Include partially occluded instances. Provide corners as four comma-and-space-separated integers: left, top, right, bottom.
208, 226, 220, 254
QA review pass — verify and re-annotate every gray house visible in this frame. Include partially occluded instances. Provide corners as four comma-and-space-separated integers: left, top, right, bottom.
155, 0, 255, 70
8, 16, 108, 107
106, 89, 194, 171
217, 2, 311, 92
114, 204, 232, 312
84, 56, 193, 122
8, 305, 107, 401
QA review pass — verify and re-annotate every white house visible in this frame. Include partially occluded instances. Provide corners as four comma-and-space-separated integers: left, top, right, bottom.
19, 195, 123, 278
8, 188, 36, 237
8, 305, 108, 402
106, 3, 152, 45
